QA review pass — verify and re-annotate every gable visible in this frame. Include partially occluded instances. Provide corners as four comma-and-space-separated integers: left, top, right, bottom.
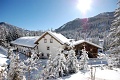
35, 32, 62, 45
35, 31, 70, 45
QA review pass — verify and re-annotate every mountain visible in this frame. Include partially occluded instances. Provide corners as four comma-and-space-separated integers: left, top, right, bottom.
55, 12, 114, 40
0, 22, 43, 42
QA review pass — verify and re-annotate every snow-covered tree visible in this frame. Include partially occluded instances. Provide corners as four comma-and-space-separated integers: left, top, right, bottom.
42, 49, 68, 79
24, 50, 39, 80
8, 50, 26, 80
79, 48, 89, 70
66, 48, 79, 73
0, 65, 7, 80
108, 0, 120, 67
107, 54, 114, 69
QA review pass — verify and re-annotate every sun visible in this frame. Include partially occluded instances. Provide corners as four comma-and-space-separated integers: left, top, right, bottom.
77, 0, 92, 14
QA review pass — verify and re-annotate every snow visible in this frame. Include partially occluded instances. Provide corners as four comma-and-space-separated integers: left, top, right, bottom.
0, 54, 6, 57
48, 31, 70, 44
73, 40, 102, 49
0, 57, 8, 66
0, 46, 8, 66
58, 67, 120, 80
39, 31, 70, 45
60, 24, 66, 29
59, 71, 88, 80
98, 53, 106, 59
0, 46, 7, 56
11, 36, 39, 48
95, 68, 120, 80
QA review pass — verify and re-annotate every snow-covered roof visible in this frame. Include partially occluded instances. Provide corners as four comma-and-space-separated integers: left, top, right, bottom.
48, 31, 70, 44
72, 40, 102, 49
35, 31, 70, 45
99, 39, 104, 42
11, 36, 40, 48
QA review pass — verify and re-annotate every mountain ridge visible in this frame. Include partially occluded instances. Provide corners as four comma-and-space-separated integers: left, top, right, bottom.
55, 11, 114, 40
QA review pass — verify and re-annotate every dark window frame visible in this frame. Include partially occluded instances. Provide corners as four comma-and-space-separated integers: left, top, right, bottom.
47, 46, 50, 50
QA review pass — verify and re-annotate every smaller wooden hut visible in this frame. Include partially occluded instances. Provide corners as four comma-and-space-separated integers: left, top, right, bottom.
73, 40, 102, 58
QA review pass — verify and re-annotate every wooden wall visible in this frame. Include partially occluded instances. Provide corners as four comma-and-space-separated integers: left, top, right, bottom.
74, 42, 98, 58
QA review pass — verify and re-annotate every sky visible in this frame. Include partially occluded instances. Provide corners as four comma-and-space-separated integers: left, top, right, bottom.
0, 0, 118, 31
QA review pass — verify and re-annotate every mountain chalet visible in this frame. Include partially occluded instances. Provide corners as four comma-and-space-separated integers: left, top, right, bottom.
11, 31, 102, 58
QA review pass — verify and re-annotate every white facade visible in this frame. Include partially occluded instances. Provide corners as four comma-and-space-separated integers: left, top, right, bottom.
36, 31, 69, 58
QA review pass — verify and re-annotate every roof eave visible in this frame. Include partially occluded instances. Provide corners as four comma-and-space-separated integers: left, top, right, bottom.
11, 42, 36, 48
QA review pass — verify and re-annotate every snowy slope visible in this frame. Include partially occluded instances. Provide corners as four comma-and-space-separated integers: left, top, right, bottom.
0, 46, 8, 66
0, 46, 7, 56
58, 67, 120, 80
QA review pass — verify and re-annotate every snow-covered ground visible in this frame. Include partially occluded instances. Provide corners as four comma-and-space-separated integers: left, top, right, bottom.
0, 46, 8, 79
0, 46, 120, 80
0, 46, 8, 66
0, 46, 7, 56
58, 67, 120, 80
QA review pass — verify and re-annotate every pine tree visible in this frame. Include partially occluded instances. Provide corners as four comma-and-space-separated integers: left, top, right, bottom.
108, 0, 120, 67
106, 54, 115, 69
79, 48, 89, 70
66, 48, 79, 73
24, 50, 39, 80
0, 65, 7, 80
42, 48, 68, 79
8, 49, 26, 80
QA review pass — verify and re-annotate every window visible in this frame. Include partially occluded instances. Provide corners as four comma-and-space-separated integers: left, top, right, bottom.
44, 39, 47, 43
50, 38, 53, 43
41, 53, 44, 56
47, 53, 50, 58
47, 46, 50, 50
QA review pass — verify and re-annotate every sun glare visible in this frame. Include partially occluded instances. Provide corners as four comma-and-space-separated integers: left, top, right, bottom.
77, 0, 92, 14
